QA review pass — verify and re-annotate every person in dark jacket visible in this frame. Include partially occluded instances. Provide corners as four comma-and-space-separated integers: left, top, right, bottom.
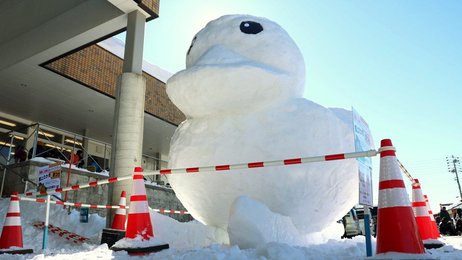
13, 145, 27, 162
28, 141, 47, 159
439, 217, 456, 236
440, 207, 451, 220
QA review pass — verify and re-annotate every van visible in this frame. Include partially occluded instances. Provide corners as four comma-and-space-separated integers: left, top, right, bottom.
342, 206, 377, 238
342, 208, 362, 238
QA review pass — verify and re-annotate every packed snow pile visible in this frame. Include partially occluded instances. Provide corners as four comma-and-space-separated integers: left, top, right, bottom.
166, 14, 358, 244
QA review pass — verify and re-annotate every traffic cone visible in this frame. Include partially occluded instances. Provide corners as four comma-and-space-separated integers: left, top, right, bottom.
111, 191, 127, 230
0, 192, 33, 254
412, 179, 434, 241
424, 194, 440, 238
376, 139, 425, 255
111, 167, 169, 254
125, 167, 153, 240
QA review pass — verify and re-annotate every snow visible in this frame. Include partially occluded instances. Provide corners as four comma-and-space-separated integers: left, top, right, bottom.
227, 196, 344, 249
166, 14, 358, 237
0, 198, 462, 259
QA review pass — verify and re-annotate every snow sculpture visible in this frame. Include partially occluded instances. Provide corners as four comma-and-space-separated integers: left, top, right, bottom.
166, 14, 357, 237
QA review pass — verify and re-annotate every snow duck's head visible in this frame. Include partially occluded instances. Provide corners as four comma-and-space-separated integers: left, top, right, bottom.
167, 14, 305, 118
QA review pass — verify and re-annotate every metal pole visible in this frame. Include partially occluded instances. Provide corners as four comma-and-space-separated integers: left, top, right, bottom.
452, 158, 462, 200
63, 135, 76, 204
364, 207, 372, 257
103, 144, 107, 171
32, 124, 39, 158
42, 194, 51, 250
447, 156, 462, 201
0, 135, 14, 196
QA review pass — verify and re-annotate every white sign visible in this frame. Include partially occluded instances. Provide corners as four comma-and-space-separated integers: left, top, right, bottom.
352, 108, 374, 206
358, 161, 373, 206
38, 163, 61, 198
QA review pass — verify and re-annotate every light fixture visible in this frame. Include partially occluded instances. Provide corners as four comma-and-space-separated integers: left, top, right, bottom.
39, 131, 55, 138
0, 120, 16, 127
0, 141, 15, 147
65, 139, 82, 146
45, 144, 56, 148
12, 135, 24, 140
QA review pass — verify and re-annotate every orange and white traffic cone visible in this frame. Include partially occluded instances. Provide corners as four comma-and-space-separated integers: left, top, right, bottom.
423, 194, 444, 249
0, 192, 33, 254
412, 180, 435, 243
424, 194, 440, 238
125, 167, 154, 240
376, 139, 425, 255
111, 191, 127, 231
111, 167, 169, 254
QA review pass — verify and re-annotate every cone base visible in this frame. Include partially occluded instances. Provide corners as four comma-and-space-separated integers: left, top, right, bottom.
0, 226, 24, 249
423, 239, 445, 249
0, 248, 33, 255
126, 213, 153, 239
111, 243, 169, 255
376, 207, 425, 254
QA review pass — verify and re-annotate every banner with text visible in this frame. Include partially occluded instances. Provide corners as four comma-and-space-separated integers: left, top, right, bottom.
38, 163, 62, 198
352, 108, 374, 206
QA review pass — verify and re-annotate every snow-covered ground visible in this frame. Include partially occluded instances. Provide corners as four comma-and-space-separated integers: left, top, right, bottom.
0, 198, 462, 259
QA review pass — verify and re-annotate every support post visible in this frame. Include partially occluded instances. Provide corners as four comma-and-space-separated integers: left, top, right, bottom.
107, 10, 146, 227
83, 129, 90, 169
31, 124, 39, 158
364, 207, 372, 257
42, 195, 51, 250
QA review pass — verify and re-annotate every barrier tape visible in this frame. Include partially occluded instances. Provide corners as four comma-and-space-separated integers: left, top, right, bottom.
19, 196, 126, 209
33, 221, 90, 244
143, 149, 380, 176
20, 149, 381, 197
153, 209, 189, 215
397, 159, 415, 184
22, 175, 132, 198
19, 196, 190, 214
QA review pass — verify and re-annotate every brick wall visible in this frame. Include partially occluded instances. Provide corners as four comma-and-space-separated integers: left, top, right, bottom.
137, 0, 160, 16
44, 44, 185, 126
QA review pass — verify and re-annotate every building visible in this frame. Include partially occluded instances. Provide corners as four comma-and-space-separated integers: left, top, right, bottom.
0, 0, 189, 219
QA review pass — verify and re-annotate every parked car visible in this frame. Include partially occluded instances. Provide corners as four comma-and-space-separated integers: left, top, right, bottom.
342, 208, 362, 238
342, 206, 378, 238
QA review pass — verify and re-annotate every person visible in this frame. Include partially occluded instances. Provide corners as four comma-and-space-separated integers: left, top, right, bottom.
13, 145, 27, 162
440, 207, 451, 220
456, 218, 462, 235
28, 141, 47, 159
76, 150, 85, 168
440, 217, 456, 236
452, 208, 458, 220
70, 150, 83, 167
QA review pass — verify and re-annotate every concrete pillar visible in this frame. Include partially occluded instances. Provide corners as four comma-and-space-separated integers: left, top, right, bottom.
107, 10, 146, 227
25, 125, 37, 152
123, 10, 145, 74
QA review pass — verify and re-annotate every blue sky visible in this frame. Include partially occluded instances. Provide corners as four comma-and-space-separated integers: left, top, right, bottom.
120, 1, 462, 211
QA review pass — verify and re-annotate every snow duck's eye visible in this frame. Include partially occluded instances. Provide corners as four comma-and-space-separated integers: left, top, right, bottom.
240, 21, 263, 34
187, 36, 197, 55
